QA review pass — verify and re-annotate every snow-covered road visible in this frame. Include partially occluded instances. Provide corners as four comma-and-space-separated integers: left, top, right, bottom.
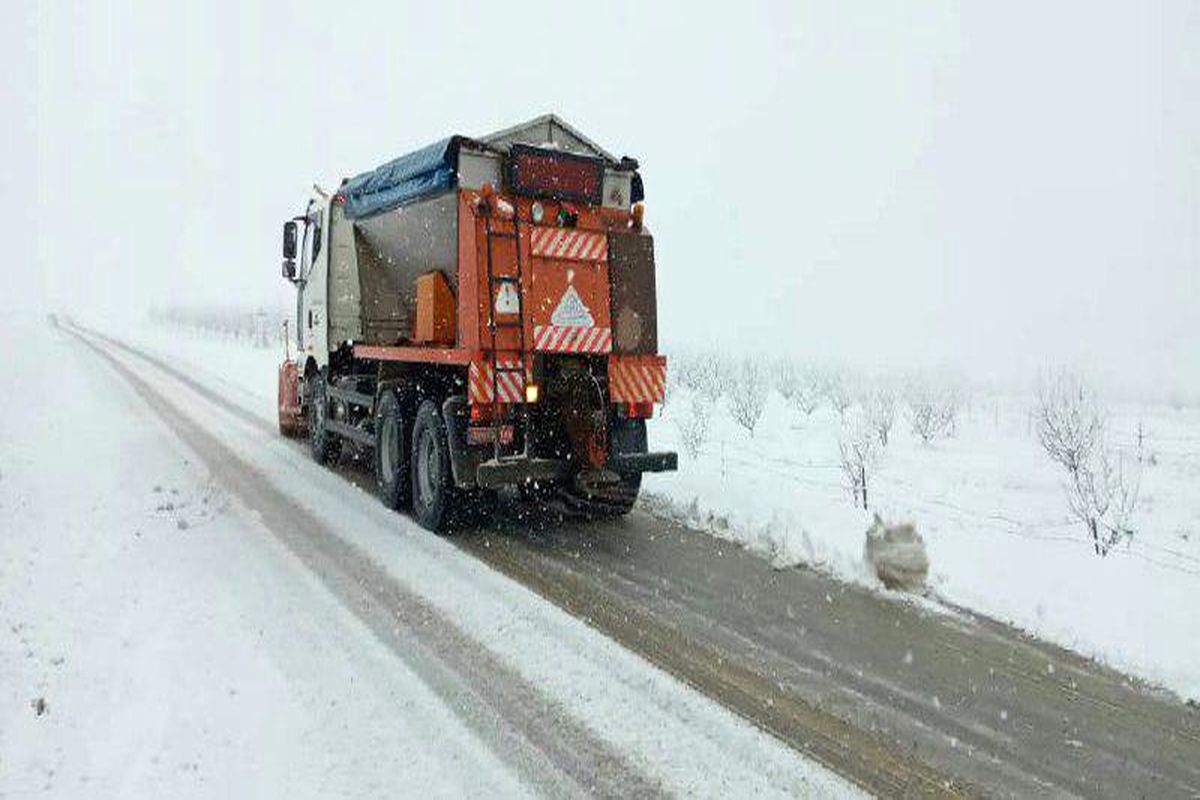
8, 315, 1200, 798
0, 316, 860, 797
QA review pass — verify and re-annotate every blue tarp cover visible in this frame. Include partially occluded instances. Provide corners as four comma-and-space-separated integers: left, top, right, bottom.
341, 137, 459, 219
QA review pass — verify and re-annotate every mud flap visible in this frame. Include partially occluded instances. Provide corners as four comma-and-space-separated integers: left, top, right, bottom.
277, 361, 306, 437
442, 396, 483, 489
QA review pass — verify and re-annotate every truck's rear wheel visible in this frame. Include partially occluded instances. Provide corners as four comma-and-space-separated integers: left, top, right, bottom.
411, 400, 454, 532
374, 390, 410, 510
560, 416, 645, 517
308, 371, 342, 465
558, 475, 640, 517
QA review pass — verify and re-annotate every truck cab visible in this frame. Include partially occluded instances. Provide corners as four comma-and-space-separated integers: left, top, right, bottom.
284, 195, 331, 371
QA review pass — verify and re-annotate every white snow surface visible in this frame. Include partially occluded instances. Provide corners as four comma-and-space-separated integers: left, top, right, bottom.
117, 320, 1200, 704
1, 314, 861, 797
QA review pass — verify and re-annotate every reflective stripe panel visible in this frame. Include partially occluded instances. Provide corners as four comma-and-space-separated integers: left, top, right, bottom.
529, 227, 608, 261
468, 357, 524, 404
532, 325, 612, 354
608, 355, 667, 403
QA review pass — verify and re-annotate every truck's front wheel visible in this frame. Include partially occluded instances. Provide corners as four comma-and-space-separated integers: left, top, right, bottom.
308, 370, 342, 465
374, 390, 410, 510
411, 400, 454, 532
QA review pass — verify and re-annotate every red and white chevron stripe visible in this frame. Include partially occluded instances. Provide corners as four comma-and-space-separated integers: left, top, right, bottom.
469, 357, 525, 404
533, 325, 612, 354
529, 227, 607, 261
608, 355, 667, 403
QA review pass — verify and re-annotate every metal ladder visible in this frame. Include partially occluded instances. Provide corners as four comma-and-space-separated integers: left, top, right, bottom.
483, 212, 527, 460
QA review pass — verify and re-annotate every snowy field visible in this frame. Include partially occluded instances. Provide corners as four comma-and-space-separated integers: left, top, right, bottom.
114, 316, 1200, 705
1, 313, 859, 797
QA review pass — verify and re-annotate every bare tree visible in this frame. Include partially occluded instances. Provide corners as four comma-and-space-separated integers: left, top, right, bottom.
675, 396, 711, 460
867, 388, 897, 447
1034, 371, 1104, 478
838, 412, 878, 509
825, 373, 854, 418
696, 351, 727, 402
716, 353, 740, 400
1066, 446, 1140, 556
775, 358, 799, 401
729, 358, 768, 437
1033, 371, 1140, 556
673, 351, 700, 393
906, 384, 957, 444
790, 369, 824, 417
674, 350, 726, 402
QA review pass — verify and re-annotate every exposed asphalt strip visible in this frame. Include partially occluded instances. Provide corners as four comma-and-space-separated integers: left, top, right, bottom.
63, 323, 668, 799
68, 323, 1200, 798
69, 322, 962, 798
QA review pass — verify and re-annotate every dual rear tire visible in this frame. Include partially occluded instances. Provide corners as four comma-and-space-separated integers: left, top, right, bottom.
340, 386, 647, 529
375, 397, 493, 533
374, 391, 410, 511
410, 400, 454, 531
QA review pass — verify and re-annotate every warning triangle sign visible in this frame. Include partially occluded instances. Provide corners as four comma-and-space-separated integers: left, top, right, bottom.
550, 285, 595, 327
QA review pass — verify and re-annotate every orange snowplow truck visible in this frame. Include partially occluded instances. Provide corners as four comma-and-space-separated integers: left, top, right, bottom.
278, 115, 676, 531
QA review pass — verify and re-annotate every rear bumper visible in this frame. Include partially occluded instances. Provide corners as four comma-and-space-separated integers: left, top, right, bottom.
610, 451, 678, 475
444, 395, 677, 490
476, 458, 571, 489
475, 451, 677, 489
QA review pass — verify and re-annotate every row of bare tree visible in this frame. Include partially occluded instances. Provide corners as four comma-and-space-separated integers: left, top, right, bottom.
669, 351, 960, 445
668, 351, 1142, 557
150, 306, 287, 349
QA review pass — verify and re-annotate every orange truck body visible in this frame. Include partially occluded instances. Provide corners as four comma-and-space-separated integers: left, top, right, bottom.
279, 116, 675, 528
350, 189, 664, 409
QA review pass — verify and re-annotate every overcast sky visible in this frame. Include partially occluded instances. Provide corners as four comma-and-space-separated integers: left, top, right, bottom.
5, 1, 1197, 393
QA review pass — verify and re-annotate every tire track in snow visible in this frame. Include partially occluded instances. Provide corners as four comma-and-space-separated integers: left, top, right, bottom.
62, 321, 1200, 798
70, 322, 960, 797
62, 322, 668, 799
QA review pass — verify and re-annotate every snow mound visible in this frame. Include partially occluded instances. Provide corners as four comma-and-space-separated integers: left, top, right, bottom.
864, 514, 929, 593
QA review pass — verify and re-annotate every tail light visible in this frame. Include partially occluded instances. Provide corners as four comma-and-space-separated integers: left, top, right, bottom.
622, 401, 654, 419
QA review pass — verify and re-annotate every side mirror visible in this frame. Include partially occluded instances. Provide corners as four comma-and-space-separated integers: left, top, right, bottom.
282, 258, 296, 281
283, 220, 298, 260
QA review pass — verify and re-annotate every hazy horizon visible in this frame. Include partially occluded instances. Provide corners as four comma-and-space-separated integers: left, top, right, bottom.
4, 1, 1197, 395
